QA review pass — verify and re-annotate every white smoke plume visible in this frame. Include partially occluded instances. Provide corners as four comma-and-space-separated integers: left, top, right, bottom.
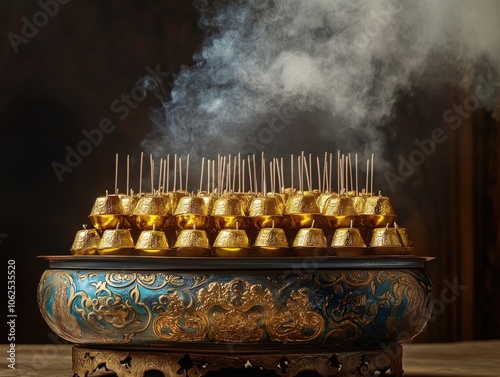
141, 0, 500, 162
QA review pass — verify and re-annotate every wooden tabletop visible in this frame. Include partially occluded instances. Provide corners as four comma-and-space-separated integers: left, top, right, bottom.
1, 340, 499, 376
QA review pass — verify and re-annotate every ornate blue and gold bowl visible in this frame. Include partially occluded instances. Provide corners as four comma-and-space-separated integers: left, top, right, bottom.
38, 255, 433, 353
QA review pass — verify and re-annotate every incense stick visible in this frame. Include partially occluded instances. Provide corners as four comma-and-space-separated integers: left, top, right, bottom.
253, 154, 257, 195
158, 158, 163, 192
329, 153, 333, 193
370, 153, 374, 197
325, 153, 329, 192
340, 154, 344, 193
226, 160, 230, 193
366, 159, 369, 195
207, 159, 210, 193
166, 154, 170, 193
115, 153, 119, 194
139, 152, 144, 195
307, 153, 312, 191
126, 154, 130, 195
247, 156, 252, 193
217, 153, 221, 195
270, 161, 274, 194
316, 156, 321, 191
348, 152, 353, 193
263, 156, 267, 194
301, 151, 305, 193
337, 151, 340, 194
345, 154, 349, 193
150, 154, 154, 194
212, 160, 215, 194
173, 154, 177, 192
355, 153, 358, 196
162, 156, 167, 194
280, 157, 284, 194
221, 156, 226, 195
296, 155, 299, 192
185, 154, 190, 192
178, 157, 182, 191
242, 158, 245, 193
238, 153, 241, 193
232, 155, 237, 193
303, 154, 311, 192
199, 157, 205, 193
276, 158, 282, 194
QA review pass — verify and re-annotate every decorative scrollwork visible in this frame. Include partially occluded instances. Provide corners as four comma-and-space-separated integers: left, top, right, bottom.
153, 291, 207, 342
267, 288, 324, 342
72, 346, 404, 377
39, 268, 432, 349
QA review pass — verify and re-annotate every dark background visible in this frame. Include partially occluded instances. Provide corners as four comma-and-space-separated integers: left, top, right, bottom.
0, 0, 499, 346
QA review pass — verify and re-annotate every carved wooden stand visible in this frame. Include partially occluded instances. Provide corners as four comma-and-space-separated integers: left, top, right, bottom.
73, 345, 403, 377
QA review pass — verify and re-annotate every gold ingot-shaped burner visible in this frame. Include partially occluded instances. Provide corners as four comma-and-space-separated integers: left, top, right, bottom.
166, 191, 188, 213
70, 227, 100, 255
231, 192, 255, 215
120, 195, 141, 228
198, 193, 218, 216
360, 196, 396, 227
352, 195, 367, 215
90, 194, 124, 214
254, 227, 290, 257
317, 192, 338, 213
212, 228, 251, 257
292, 227, 328, 256
330, 227, 368, 256
266, 193, 285, 209
248, 196, 283, 229
323, 196, 358, 228
173, 228, 212, 257
211, 195, 247, 230
173, 196, 209, 230
135, 229, 169, 256
88, 194, 127, 231
285, 193, 321, 229
98, 228, 135, 255
133, 196, 169, 230
120, 195, 140, 214
370, 226, 405, 255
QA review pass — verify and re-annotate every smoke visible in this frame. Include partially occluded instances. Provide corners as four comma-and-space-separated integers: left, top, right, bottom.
142, 0, 500, 161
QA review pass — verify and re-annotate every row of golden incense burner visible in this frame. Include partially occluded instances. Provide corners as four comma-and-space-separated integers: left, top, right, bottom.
70, 189, 413, 257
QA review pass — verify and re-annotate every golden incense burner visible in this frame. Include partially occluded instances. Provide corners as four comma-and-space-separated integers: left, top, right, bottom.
39, 151, 432, 377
